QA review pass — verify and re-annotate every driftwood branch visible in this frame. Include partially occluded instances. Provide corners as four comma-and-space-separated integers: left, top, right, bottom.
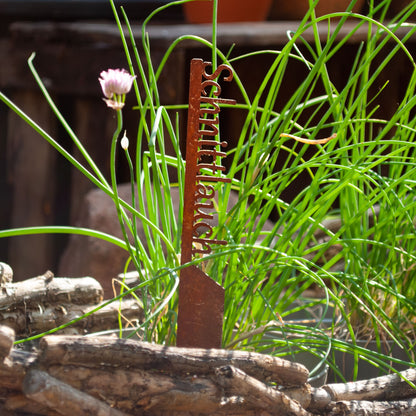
23, 369, 129, 416
44, 362, 313, 415
0, 297, 142, 336
281, 385, 314, 410
0, 349, 36, 390
0, 327, 415, 415
0, 325, 15, 359
45, 363, 223, 415
38, 335, 309, 386
326, 398, 416, 416
40, 362, 315, 415
0, 267, 415, 416
0, 272, 142, 338
1, 393, 61, 416
215, 365, 312, 416
0, 272, 103, 309
323, 368, 416, 402
308, 387, 332, 411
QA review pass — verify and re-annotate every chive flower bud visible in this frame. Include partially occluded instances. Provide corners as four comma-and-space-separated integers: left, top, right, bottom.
121, 131, 129, 150
99, 69, 135, 110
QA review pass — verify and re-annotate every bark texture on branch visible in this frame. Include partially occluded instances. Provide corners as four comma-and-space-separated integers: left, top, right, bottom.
215, 365, 312, 416
0, 269, 415, 416
38, 335, 309, 386
44, 362, 315, 415
45, 363, 223, 414
0, 273, 142, 338
0, 325, 15, 359
326, 398, 416, 416
1, 297, 142, 336
0, 272, 103, 309
324, 368, 416, 402
0, 349, 36, 390
0, 329, 416, 415
1, 393, 61, 416
308, 388, 332, 411
23, 369, 130, 416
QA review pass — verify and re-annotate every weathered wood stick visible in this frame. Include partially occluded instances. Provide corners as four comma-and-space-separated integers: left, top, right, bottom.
144, 411, 273, 416
45, 364, 220, 414
0, 325, 15, 359
38, 335, 309, 386
0, 262, 13, 285
136, 375, 220, 413
46, 363, 306, 415
51, 297, 142, 333
307, 387, 332, 411
215, 365, 312, 416
0, 274, 103, 309
0, 404, 23, 416
0, 349, 37, 390
3, 392, 61, 416
324, 368, 416, 402
23, 369, 130, 416
280, 384, 312, 410
0, 298, 142, 337
65, 298, 143, 333
327, 398, 416, 416
47, 363, 297, 415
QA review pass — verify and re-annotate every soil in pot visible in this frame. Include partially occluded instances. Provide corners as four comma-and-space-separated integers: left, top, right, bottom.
183, 0, 272, 23
269, 0, 365, 20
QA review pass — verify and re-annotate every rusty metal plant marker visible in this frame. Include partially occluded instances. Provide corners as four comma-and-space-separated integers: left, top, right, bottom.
177, 59, 236, 349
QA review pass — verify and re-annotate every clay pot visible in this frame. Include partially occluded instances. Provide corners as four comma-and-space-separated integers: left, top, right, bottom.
183, 0, 273, 23
269, 0, 365, 20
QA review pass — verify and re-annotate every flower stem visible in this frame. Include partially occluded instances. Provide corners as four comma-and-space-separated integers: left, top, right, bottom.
110, 110, 150, 338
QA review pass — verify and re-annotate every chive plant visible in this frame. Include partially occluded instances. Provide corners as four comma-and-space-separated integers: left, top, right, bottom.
1, 0, 416, 381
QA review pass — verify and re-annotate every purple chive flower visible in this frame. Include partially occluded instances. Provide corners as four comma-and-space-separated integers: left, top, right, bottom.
99, 69, 136, 110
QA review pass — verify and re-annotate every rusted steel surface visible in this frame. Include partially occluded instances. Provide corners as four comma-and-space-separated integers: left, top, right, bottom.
177, 58, 236, 348
177, 265, 225, 348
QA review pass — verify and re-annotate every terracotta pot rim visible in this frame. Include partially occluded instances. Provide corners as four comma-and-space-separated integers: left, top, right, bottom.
269, 0, 365, 21
183, 0, 273, 23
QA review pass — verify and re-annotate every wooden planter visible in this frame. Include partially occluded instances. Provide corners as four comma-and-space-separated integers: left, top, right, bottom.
183, 0, 272, 23
269, 0, 365, 20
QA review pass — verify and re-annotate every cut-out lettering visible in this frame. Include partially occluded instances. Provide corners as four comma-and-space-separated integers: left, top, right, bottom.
181, 59, 236, 262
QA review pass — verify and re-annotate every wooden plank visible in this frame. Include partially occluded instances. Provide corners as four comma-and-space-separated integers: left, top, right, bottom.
6, 90, 57, 280
0, 98, 10, 260
69, 97, 114, 224
8, 21, 415, 51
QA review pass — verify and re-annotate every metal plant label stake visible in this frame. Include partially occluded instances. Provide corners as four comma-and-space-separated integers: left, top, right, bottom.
177, 58, 236, 348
